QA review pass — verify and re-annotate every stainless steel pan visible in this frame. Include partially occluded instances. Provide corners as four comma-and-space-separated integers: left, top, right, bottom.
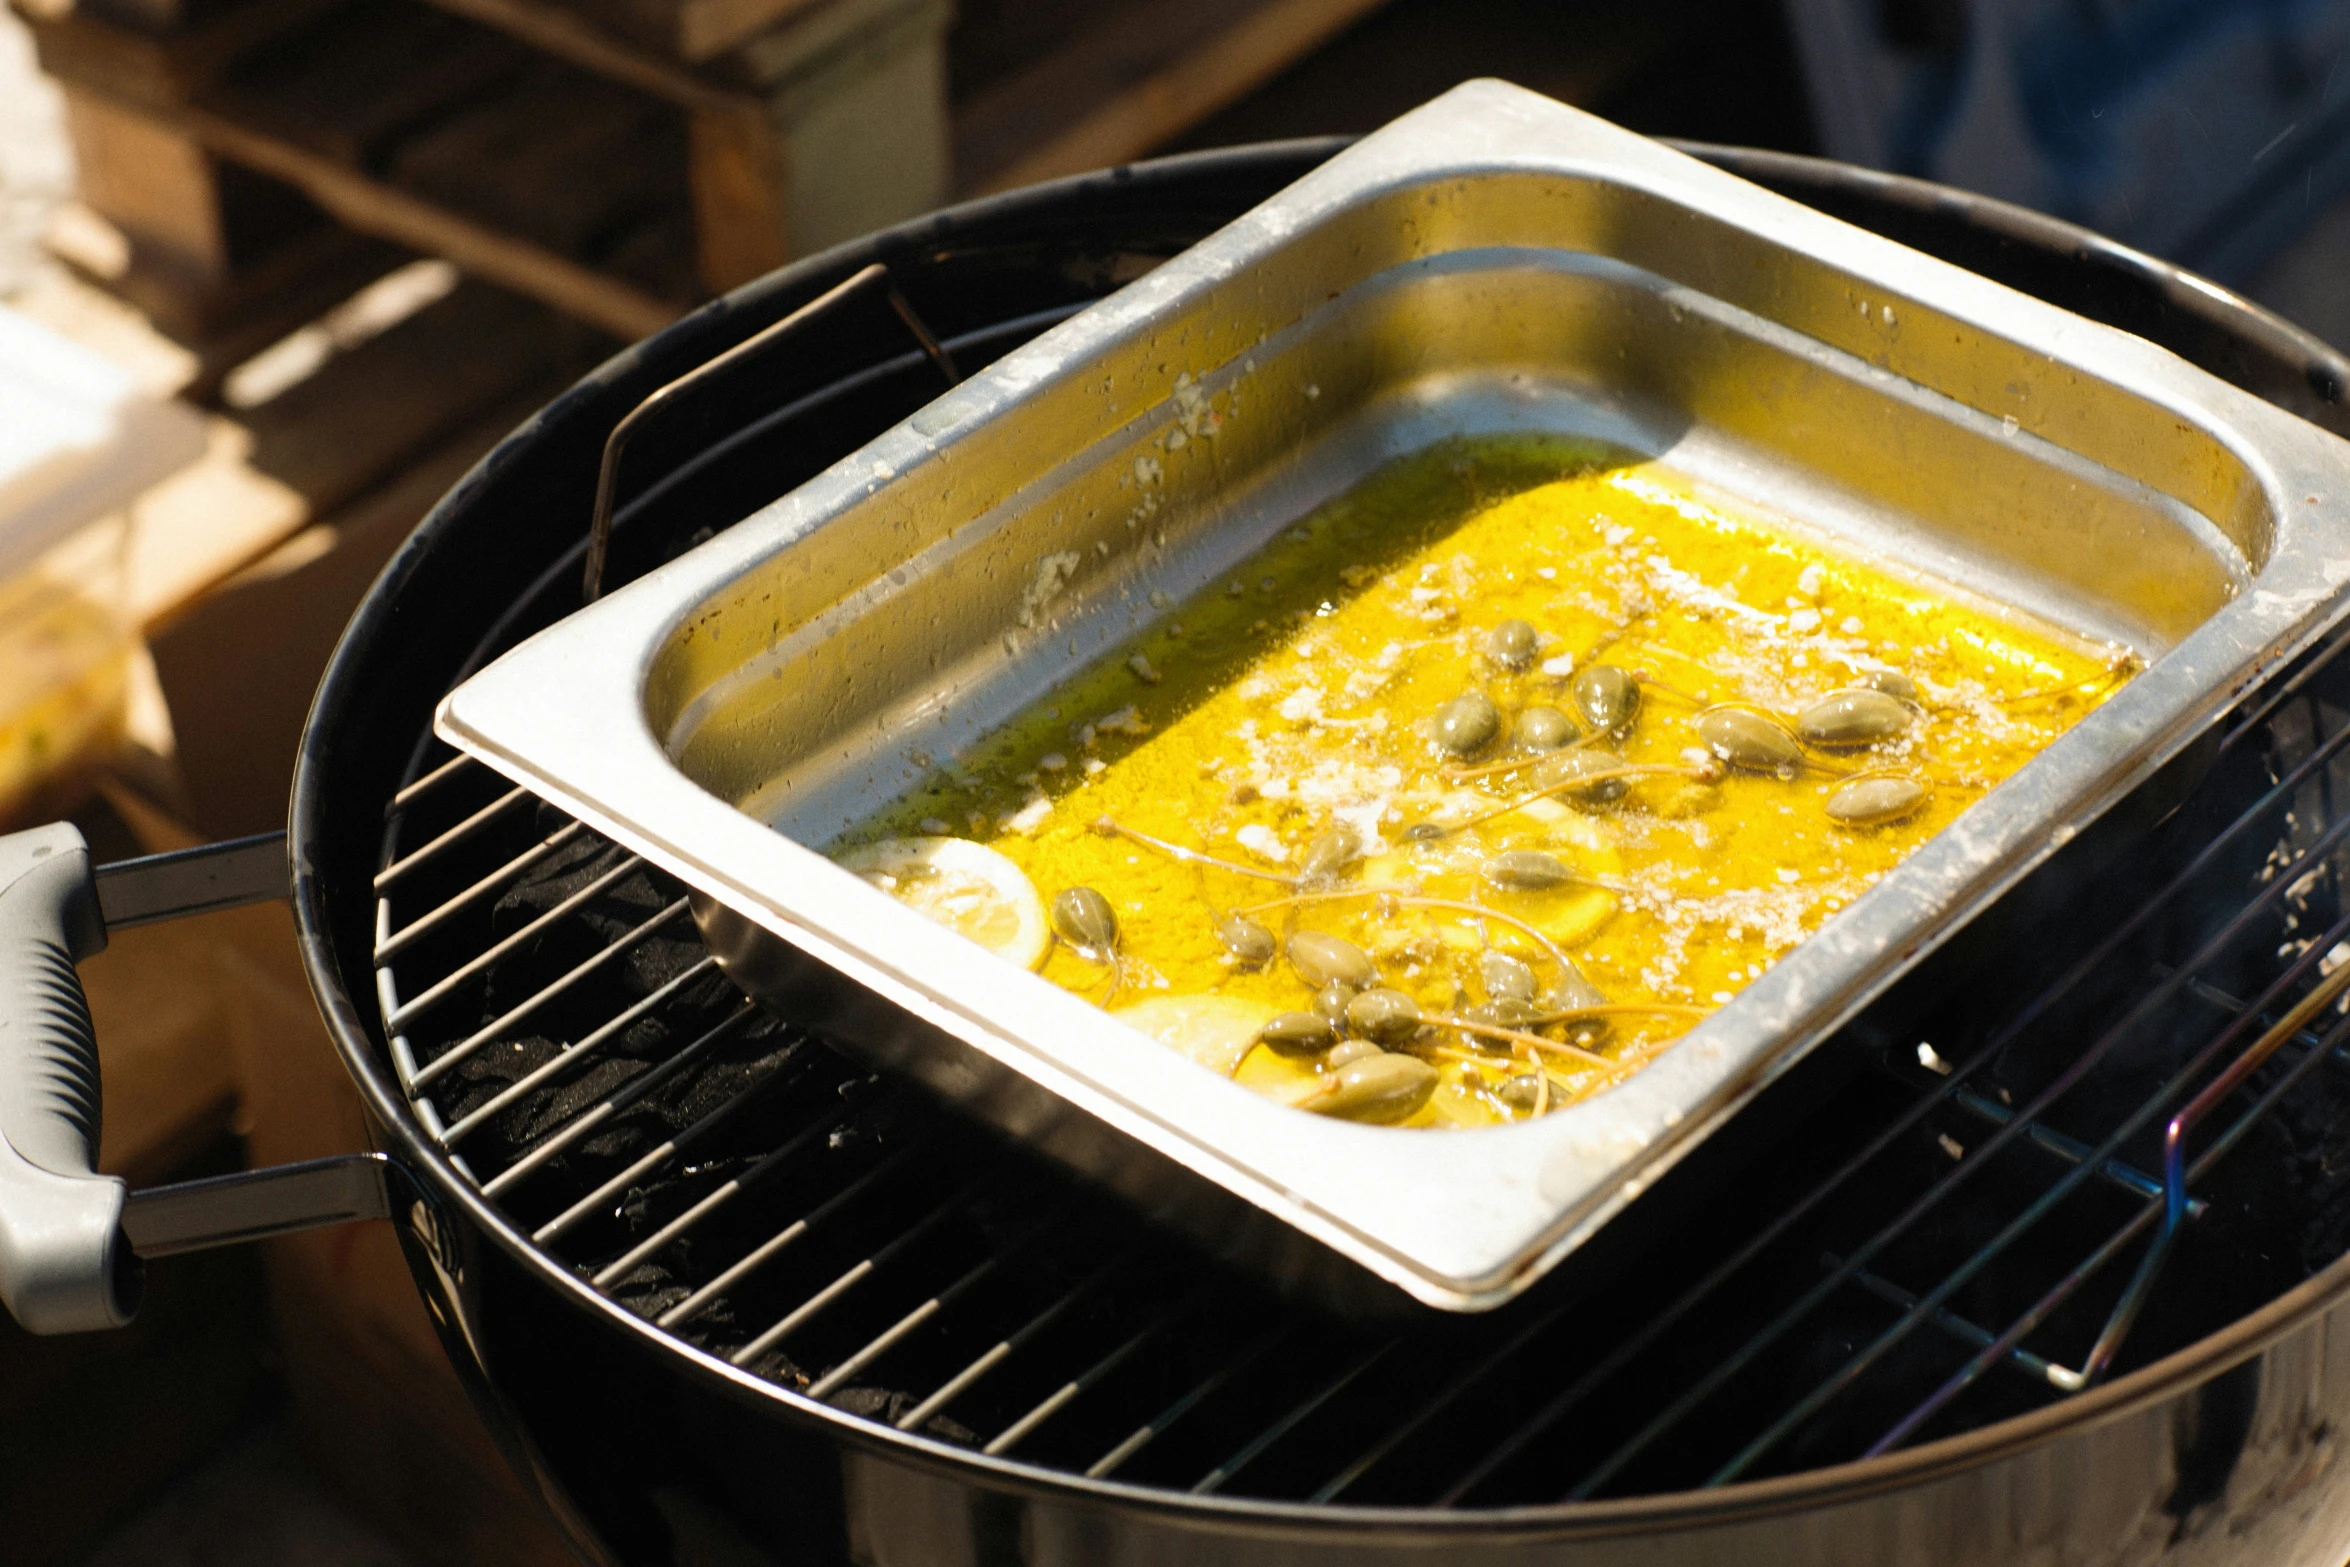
436, 82, 2350, 1313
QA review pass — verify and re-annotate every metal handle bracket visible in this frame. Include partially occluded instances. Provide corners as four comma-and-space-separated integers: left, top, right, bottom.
94, 831, 287, 928
582, 261, 958, 603
123, 1151, 407, 1258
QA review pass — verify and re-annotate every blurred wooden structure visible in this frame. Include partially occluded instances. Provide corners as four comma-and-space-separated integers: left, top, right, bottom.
12, 0, 1400, 359
0, 0, 1434, 1557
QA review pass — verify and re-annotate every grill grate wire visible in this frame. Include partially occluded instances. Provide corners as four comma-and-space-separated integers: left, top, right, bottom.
353, 252, 2350, 1506
362, 622, 2350, 1505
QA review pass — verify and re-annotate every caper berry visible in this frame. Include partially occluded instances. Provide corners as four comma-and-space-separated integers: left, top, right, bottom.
1434, 691, 1501, 756
1532, 746, 1630, 804
1796, 689, 1913, 747
1825, 774, 1929, 826
1215, 911, 1277, 968
1324, 1039, 1384, 1068
1050, 886, 1118, 955
1289, 929, 1377, 990
1855, 668, 1920, 704
1311, 1053, 1438, 1123
1313, 981, 1358, 1028
1485, 618, 1540, 671
1481, 950, 1539, 1006
1695, 708, 1802, 771
1498, 1072, 1568, 1112
1553, 958, 1608, 1014
1515, 704, 1578, 751
1547, 962, 1611, 1045
1345, 987, 1424, 1046
1298, 824, 1363, 886
1258, 1011, 1337, 1054
1571, 666, 1640, 736
1482, 848, 1574, 891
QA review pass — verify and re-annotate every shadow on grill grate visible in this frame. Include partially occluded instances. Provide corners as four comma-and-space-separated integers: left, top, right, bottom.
364, 625, 2350, 1507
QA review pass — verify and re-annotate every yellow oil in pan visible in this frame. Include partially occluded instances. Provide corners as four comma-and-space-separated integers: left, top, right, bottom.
833, 435, 2130, 1130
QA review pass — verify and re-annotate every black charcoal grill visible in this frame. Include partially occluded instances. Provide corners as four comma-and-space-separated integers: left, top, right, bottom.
11, 140, 2350, 1566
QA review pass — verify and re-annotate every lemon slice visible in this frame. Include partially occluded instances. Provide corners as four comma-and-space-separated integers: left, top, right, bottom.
1113, 994, 1276, 1076
836, 837, 1051, 970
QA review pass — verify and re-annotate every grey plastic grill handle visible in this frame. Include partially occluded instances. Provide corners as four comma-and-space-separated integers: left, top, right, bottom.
0, 823, 137, 1333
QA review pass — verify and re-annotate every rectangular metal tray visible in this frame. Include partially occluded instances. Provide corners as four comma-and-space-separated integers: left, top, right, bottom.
438, 81, 2350, 1312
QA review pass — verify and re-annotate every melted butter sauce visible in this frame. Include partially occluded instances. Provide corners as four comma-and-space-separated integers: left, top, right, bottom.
844, 435, 2129, 1129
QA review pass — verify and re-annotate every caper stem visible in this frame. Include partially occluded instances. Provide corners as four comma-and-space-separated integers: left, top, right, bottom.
1509, 1002, 1713, 1024
1828, 765, 1988, 794
1986, 659, 2134, 708
1432, 1013, 1613, 1069
1449, 764, 1704, 831
1238, 883, 1420, 915
1629, 670, 1710, 707
1092, 816, 1300, 886
1389, 897, 1576, 978
1618, 636, 1718, 682
1436, 739, 1613, 782
1234, 886, 1578, 979
1441, 755, 1544, 782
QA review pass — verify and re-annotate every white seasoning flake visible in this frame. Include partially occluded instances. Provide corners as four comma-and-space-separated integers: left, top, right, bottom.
1081, 757, 1106, 775
1796, 562, 1826, 598
1711, 991, 1735, 1004
1003, 794, 1052, 834
919, 818, 950, 835
1788, 606, 1823, 633
1039, 752, 1068, 772
1276, 685, 1324, 723
1235, 823, 1289, 863
1128, 652, 1162, 684
1018, 551, 1082, 627
1777, 868, 1801, 884
1841, 615, 1865, 635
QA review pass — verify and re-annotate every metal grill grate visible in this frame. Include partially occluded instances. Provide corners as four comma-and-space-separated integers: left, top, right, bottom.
366, 622, 2350, 1505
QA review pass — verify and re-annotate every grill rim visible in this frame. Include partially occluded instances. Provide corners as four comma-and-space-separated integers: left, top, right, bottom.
288, 135, 2350, 1538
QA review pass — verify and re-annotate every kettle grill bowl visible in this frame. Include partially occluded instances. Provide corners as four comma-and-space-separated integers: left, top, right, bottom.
292, 139, 2350, 1565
